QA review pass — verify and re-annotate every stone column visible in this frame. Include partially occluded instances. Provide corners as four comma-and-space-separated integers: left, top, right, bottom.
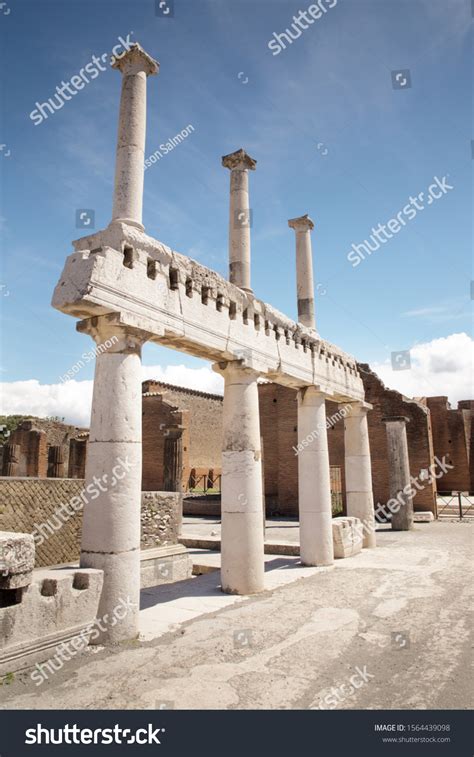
297, 387, 334, 566
343, 402, 376, 547
1, 444, 20, 477
163, 429, 183, 492
213, 360, 265, 594
111, 44, 159, 230
288, 214, 316, 330
221, 149, 257, 293
383, 416, 414, 531
76, 314, 150, 643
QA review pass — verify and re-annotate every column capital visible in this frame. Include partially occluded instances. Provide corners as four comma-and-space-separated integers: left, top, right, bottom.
111, 43, 160, 76
342, 400, 373, 416
77, 314, 152, 351
382, 415, 410, 425
212, 359, 260, 381
298, 385, 326, 404
222, 148, 257, 171
288, 214, 314, 232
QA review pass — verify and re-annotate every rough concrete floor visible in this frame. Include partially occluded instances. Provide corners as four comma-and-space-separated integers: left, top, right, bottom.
0, 522, 472, 711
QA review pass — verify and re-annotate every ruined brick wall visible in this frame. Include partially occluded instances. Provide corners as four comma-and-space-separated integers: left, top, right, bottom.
8, 420, 87, 479
142, 381, 223, 489
359, 365, 437, 513
0, 478, 182, 568
426, 397, 471, 493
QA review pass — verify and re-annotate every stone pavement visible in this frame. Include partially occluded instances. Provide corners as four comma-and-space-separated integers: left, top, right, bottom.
0, 521, 472, 710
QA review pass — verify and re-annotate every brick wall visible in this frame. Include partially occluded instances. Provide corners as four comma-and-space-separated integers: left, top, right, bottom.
142, 381, 223, 489
426, 397, 472, 493
0, 478, 182, 568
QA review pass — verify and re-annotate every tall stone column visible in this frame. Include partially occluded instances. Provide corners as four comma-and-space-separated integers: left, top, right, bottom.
163, 429, 183, 492
343, 402, 376, 548
77, 314, 150, 643
111, 44, 159, 230
297, 387, 334, 566
288, 214, 316, 330
383, 416, 414, 531
213, 360, 265, 594
221, 149, 257, 293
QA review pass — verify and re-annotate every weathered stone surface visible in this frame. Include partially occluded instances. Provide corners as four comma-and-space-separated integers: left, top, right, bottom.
0, 531, 35, 589
140, 545, 192, 589
141, 492, 182, 548
0, 566, 103, 675
383, 416, 415, 531
332, 516, 363, 559
52, 225, 364, 401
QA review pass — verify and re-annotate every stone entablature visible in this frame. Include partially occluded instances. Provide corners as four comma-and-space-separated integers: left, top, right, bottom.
52, 222, 364, 403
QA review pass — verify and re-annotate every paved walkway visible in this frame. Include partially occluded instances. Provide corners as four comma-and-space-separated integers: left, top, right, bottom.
0, 521, 472, 710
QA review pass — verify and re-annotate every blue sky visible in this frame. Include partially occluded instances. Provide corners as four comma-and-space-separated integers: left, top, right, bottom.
0, 0, 472, 420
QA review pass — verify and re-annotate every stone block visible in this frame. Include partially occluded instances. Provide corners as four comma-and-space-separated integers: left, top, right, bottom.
332, 517, 363, 559
0, 531, 35, 589
413, 511, 434, 523
140, 545, 193, 589
0, 566, 103, 676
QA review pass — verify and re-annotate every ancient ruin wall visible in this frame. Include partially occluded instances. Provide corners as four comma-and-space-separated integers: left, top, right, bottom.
359, 365, 437, 513
0, 478, 182, 567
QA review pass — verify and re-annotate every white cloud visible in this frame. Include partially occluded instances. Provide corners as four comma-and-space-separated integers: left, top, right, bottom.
0, 365, 223, 427
0, 379, 94, 427
371, 333, 474, 406
141, 364, 223, 395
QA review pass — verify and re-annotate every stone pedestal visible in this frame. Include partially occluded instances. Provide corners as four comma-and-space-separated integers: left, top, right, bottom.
297, 387, 334, 566
343, 402, 376, 548
77, 314, 150, 643
111, 44, 159, 229
288, 214, 316, 330
213, 360, 264, 594
383, 416, 414, 531
221, 149, 256, 293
